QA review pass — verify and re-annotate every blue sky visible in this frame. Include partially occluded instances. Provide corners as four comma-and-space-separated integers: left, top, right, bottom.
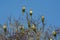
0, 0, 60, 27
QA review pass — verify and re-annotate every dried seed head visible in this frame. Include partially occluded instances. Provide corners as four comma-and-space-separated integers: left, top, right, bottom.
53, 31, 56, 37
42, 16, 44, 19
31, 24, 36, 32
49, 38, 53, 40
3, 24, 7, 32
20, 25, 24, 30
3, 24, 6, 29
32, 24, 36, 29
41, 16, 45, 23
30, 9, 32, 16
22, 6, 26, 13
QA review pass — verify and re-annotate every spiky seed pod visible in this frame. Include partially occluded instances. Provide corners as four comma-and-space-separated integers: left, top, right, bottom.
3, 24, 7, 33
53, 31, 56, 37
41, 16, 45, 23
31, 24, 36, 32
30, 9, 32, 16
22, 6, 26, 13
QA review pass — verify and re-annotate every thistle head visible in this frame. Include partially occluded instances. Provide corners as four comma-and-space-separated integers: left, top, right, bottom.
31, 24, 36, 32
49, 38, 53, 40
3, 24, 7, 32
41, 16, 45, 23
30, 9, 32, 16
22, 6, 26, 13
53, 31, 56, 37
